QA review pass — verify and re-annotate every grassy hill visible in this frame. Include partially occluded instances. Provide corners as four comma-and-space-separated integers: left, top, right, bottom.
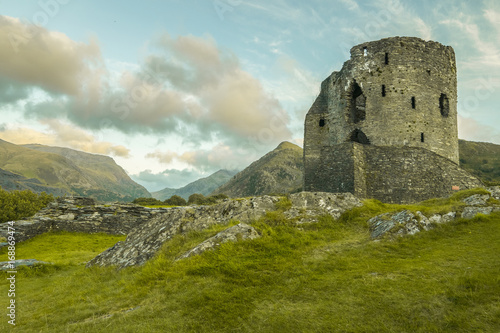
0, 139, 150, 202
152, 170, 238, 201
0, 190, 499, 332
459, 139, 500, 185
212, 141, 303, 197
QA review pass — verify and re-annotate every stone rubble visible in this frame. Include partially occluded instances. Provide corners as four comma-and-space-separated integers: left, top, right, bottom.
0, 196, 168, 243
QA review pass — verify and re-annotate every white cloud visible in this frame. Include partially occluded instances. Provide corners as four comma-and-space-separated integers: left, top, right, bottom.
458, 115, 500, 144
0, 120, 130, 157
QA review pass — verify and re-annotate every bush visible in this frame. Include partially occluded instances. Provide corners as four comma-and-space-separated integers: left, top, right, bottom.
132, 197, 163, 206
188, 193, 207, 205
211, 193, 229, 200
164, 195, 187, 206
187, 194, 222, 205
0, 187, 54, 223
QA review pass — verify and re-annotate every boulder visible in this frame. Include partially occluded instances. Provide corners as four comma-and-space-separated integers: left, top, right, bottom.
462, 194, 490, 206
368, 210, 443, 239
461, 206, 494, 219
487, 186, 500, 200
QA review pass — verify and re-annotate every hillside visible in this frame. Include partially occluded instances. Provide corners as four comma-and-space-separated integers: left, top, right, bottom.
459, 139, 500, 185
0, 189, 499, 332
212, 141, 303, 197
152, 169, 238, 200
0, 139, 150, 202
0, 167, 67, 196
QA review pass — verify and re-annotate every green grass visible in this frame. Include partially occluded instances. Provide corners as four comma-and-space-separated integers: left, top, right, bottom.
1, 195, 499, 332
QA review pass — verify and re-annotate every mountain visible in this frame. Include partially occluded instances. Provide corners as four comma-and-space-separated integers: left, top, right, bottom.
211, 141, 303, 198
152, 169, 238, 201
0, 167, 67, 196
459, 140, 500, 185
0, 139, 150, 202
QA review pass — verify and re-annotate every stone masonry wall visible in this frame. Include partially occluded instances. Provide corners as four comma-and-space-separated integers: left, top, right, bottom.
308, 143, 483, 204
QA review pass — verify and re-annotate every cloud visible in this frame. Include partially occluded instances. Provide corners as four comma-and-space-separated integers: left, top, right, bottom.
0, 16, 103, 96
146, 143, 245, 172
0, 120, 130, 157
458, 115, 500, 144
12, 28, 291, 149
130, 168, 206, 191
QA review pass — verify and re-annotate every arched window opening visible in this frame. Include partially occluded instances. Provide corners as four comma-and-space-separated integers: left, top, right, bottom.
363, 46, 367, 56
319, 119, 325, 127
350, 129, 370, 144
350, 81, 366, 123
421, 132, 425, 142
385, 52, 389, 65
411, 96, 416, 109
439, 93, 449, 117
382, 85, 386, 97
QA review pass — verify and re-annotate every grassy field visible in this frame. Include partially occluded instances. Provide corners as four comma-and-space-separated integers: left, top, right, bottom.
1, 191, 499, 332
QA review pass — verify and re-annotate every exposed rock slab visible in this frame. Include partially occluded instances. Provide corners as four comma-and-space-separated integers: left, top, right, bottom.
87, 192, 362, 269
177, 223, 260, 260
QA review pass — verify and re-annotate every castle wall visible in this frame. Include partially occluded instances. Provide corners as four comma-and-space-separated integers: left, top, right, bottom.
307, 143, 483, 204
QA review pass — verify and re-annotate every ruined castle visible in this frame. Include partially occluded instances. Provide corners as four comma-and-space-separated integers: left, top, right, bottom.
303, 37, 483, 203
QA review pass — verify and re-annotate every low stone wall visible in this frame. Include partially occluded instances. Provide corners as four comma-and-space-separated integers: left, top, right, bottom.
0, 197, 168, 243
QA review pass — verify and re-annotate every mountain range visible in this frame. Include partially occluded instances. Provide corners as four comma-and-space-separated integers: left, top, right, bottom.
151, 169, 238, 200
0, 139, 150, 202
0, 137, 498, 202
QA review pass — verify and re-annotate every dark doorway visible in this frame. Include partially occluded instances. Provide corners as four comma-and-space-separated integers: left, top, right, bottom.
382, 85, 386, 97
319, 119, 325, 127
411, 96, 416, 109
350, 129, 370, 144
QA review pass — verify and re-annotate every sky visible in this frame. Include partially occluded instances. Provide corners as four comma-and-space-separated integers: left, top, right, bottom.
0, 0, 499, 192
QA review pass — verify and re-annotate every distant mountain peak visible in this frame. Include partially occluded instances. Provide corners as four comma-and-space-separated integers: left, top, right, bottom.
151, 169, 238, 201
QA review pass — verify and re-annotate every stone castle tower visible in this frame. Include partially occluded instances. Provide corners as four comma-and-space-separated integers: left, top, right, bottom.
303, 37, 482, 203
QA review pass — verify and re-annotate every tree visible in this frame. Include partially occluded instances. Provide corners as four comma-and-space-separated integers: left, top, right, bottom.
188, 193, 206, 205
164, 195, 187, 206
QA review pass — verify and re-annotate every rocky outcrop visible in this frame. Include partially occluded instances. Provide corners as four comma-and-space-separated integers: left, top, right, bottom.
177, 223, 260, 260
368, 190, 499, 238
87, 192, 362, 269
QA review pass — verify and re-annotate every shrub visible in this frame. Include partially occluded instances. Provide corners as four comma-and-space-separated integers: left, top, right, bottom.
132, 197, 163, 206
0, 187, 54, 223
187, 194, 220, 205
164, 195, 187, 206
211, 193, 229, 200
